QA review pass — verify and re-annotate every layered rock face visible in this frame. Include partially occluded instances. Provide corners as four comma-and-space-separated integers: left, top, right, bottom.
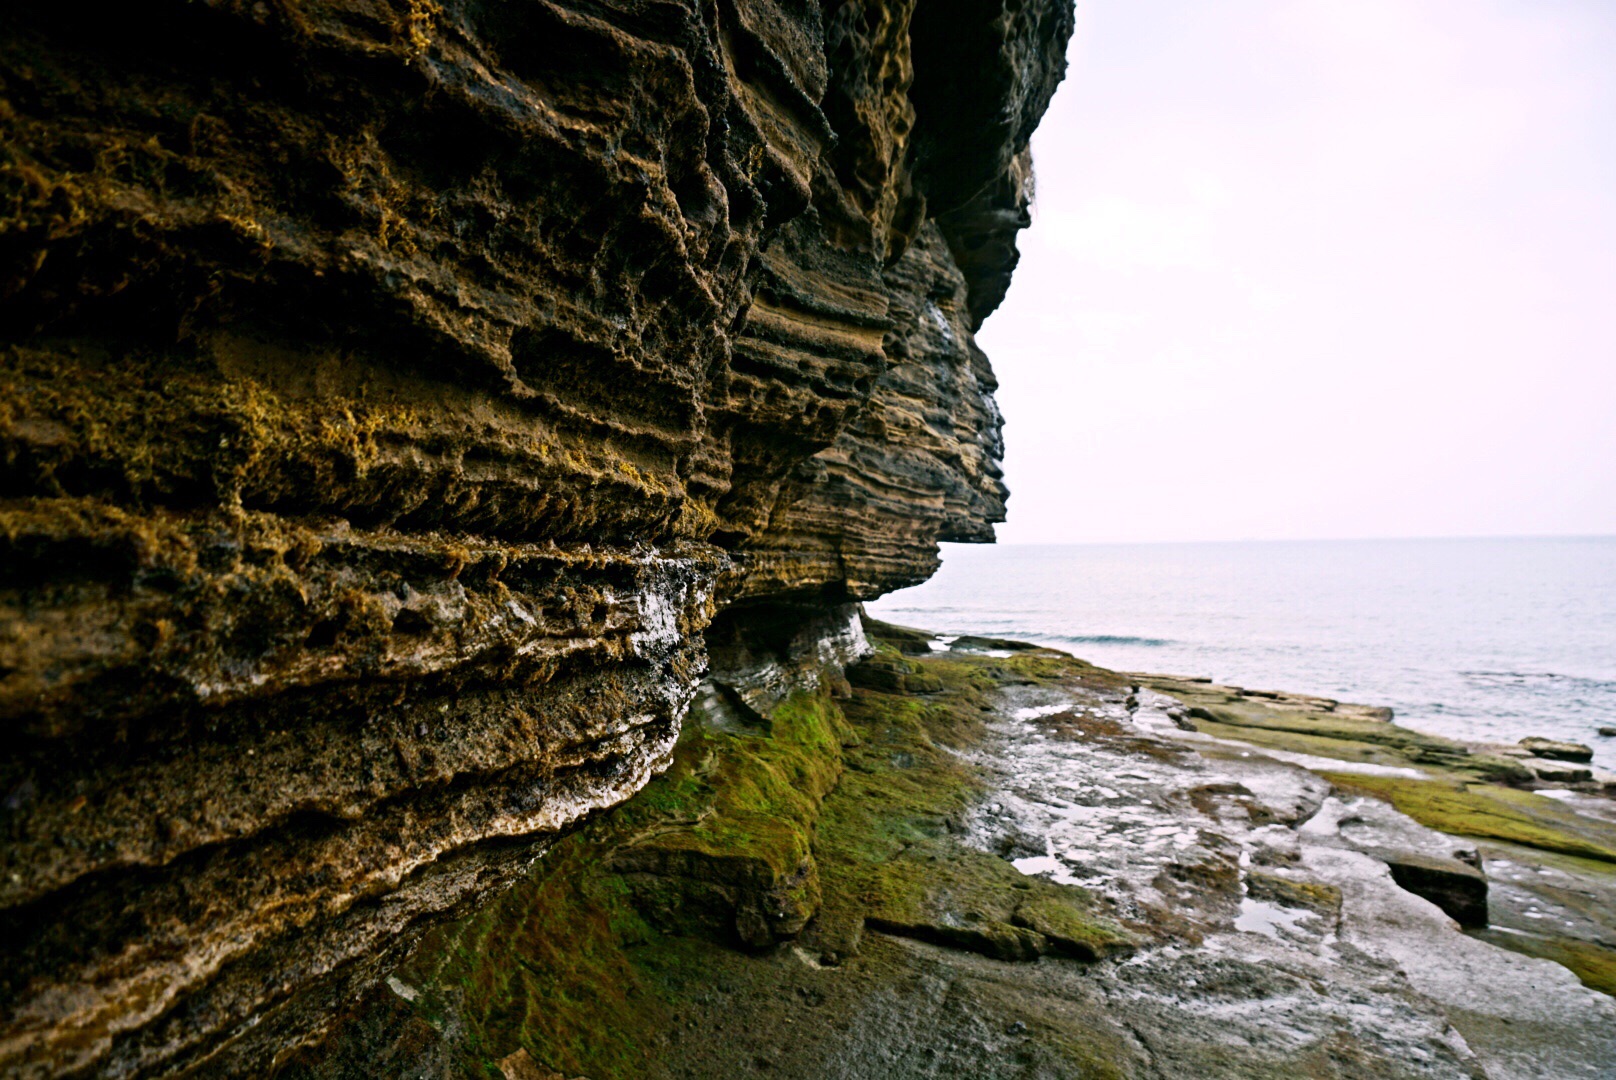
0, 0, 1071, 1074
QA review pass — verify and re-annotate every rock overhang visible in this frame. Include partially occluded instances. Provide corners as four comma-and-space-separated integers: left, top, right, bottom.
0, 0, 1075, 1073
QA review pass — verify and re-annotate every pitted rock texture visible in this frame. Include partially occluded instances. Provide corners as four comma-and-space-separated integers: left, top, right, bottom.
740, 221, 1007, 600
0, 0, 1072, 1074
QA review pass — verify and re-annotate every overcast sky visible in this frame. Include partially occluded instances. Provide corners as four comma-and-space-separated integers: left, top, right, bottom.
981, 0, 1616, 544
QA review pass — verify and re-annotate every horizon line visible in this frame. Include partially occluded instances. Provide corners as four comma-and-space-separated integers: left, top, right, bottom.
978, 531, 1616, 547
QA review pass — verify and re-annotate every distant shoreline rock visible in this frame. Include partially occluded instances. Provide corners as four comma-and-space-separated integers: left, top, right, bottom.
1520, 736, 1596, 763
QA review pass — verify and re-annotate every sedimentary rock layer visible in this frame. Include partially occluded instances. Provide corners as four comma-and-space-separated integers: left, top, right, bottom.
0, 0, 1073, 1073
0, 508, 728, 1076
740, 221, 1008, 600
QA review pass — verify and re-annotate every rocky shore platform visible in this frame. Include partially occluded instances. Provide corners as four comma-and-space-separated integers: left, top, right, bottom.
290, 618, 1616, 1079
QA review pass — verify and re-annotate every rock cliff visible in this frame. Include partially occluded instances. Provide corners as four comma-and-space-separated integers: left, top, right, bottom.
0, 0, 1072, 1074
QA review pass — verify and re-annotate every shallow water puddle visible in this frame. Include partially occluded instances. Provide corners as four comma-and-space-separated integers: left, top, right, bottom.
1234, 897, 1314, 940
1011, 855, 1064, 877
1012, 703, 1075, 722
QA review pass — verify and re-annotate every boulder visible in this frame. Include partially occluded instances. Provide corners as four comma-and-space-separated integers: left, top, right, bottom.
861, 617, 937, 656
1382, 851, 1489, 928
1519, 738, 1595, 763
848, 657, 943, 695
951, 635, 1039, 652
1532, 761, 1594, 784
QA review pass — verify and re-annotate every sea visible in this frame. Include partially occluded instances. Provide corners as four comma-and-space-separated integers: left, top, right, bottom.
866, 537, 1616, 772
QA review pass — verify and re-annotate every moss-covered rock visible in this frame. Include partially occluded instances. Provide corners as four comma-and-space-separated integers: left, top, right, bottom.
610, 689, 852, 948
1473, 930, 1616, 998
291, 629, 1136, 1078
1245, 871, 1344, 918
1321, 773, 1616, 865
1145, 675, 1544, 787
1012, 896, 1139, 960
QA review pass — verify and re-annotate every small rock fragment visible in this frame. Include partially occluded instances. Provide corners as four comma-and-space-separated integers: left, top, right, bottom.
498, 1048, 584, 1080
1011, 897, 1137, 961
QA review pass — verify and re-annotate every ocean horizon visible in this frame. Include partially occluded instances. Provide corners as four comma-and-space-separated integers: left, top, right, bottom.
868, 535, 1616, 770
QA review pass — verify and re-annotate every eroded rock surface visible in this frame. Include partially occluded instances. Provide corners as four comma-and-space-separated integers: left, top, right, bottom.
0, 0, 1072, 1073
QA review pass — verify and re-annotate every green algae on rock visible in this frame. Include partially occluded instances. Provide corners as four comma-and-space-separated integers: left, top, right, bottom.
804, 640, 1136, 967
1471, 931, 1616, 998
286, 625, 1138, 1079
1124, 670, 1616, 1019
1244, 870, 1343, 918
1320, 773, 1616, 865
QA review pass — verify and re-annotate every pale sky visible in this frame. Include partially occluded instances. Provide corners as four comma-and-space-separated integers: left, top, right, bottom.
981, 0, 1616, 544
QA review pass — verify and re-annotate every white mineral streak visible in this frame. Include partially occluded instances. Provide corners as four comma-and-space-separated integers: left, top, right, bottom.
818, 605, 873, 668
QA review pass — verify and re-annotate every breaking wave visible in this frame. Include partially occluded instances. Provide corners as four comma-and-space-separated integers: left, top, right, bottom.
1053, 634, 1171, 647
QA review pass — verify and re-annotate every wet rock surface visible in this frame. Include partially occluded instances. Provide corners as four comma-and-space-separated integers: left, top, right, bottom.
295, 622, 1616, 1078
971, 684, 1616, 1078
